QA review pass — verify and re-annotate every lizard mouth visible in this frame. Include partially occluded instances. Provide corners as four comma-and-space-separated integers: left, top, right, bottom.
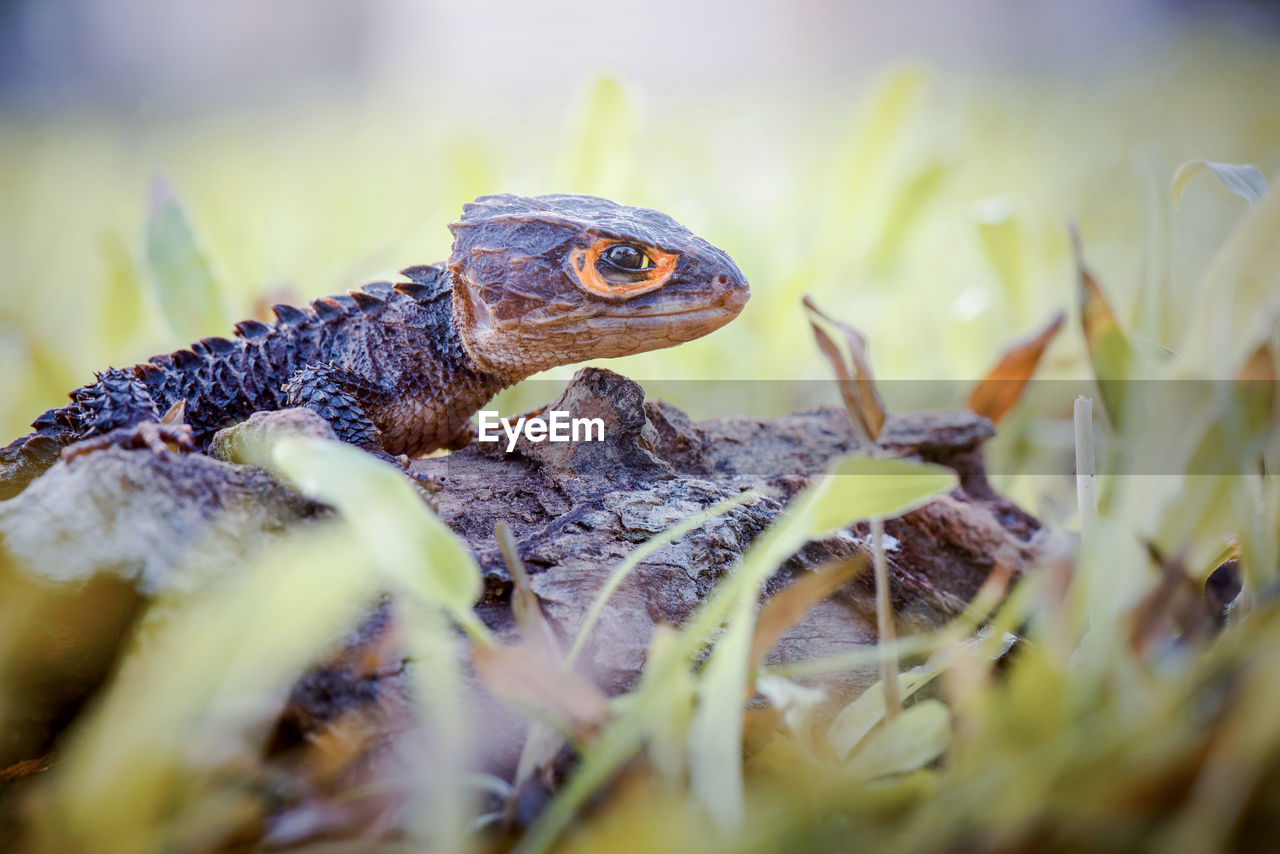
589, 305, 745, 339
597, 287, 750, 321
599, 306, 731, 320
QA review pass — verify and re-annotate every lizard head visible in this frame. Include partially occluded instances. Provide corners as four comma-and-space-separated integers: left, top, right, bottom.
447, 193, 749, 378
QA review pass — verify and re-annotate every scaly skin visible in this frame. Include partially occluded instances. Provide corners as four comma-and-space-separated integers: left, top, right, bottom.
0, 194, 750, 499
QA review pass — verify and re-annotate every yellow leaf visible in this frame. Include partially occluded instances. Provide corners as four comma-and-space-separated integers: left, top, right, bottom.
846, 699, 951, 780
271, 438, 484, 631
803, 455, 957, 539
827, 669, 939, 761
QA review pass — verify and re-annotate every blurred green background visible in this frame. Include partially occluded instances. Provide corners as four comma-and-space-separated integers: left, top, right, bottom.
5, 5, 1280, 852
1, 0, 1278, 503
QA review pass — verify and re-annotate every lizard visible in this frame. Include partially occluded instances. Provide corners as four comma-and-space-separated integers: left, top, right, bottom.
0, 193, 750, 500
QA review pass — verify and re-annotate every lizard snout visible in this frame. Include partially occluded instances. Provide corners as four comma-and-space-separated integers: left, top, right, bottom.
711, 262, 750, 313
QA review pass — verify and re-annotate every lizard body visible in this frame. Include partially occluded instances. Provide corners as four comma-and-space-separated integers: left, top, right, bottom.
0, 194, 749, 498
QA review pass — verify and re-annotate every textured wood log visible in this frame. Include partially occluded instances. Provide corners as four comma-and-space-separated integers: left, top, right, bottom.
0, 368, 1043, 844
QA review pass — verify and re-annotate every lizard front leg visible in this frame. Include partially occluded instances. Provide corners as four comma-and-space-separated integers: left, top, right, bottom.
283, 363, 390, 456
283, 363, 442, 496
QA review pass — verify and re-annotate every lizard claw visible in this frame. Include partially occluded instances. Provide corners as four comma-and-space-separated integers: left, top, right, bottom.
373, 449, 444, 508
410, 472, 444, 511
400, 461, 444, 495
403, 463, 444, 510
62, 421, 196, 462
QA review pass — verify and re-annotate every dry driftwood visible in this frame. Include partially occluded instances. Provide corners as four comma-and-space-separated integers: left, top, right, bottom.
0, 367, 1043, 843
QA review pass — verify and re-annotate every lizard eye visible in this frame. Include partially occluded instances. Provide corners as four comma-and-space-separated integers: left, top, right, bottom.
567, 239, 677, 300
601, 243, 653, 272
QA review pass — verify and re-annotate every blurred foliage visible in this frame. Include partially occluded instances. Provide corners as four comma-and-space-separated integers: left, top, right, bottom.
3, 32, 1280, 854
2, 39, 1278, 520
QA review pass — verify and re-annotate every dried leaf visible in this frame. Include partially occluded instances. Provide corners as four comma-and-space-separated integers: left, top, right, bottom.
749, 557, 867, 672
803, 294, 887, 443
1238, 343, 1277, 383
472, 642, 608, 740
0, 755, 51, 784
1237, 343, 1278, 430
496, 521, 562, 664
967, 310, 1066, 423
304, 711, 386, 786
1128, 543, 1217, 657
159, 399, 187, 426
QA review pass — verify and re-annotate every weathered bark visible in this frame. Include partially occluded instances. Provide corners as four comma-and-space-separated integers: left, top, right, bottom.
0, 368, 1043, 845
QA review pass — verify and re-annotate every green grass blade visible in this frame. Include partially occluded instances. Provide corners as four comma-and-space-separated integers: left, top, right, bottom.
270, 438, 488, 638
845, 699, 951, 780
143, 177, 230, 342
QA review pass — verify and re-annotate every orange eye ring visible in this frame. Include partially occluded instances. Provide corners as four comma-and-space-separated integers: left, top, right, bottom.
567, 241, 678, 300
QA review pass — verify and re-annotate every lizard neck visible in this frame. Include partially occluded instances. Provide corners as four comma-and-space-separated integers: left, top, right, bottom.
449, 271, 531, 387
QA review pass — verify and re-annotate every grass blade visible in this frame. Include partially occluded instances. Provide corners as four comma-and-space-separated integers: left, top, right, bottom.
845, 699, 951, 780
871, 516, 900, 721
271, 438, 488, 639
144, 177, 230, 342
1073, 228, 1135, 428
1172, 160, 1268, 208
519, 453, 953, 853
749, 556, 867, 671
